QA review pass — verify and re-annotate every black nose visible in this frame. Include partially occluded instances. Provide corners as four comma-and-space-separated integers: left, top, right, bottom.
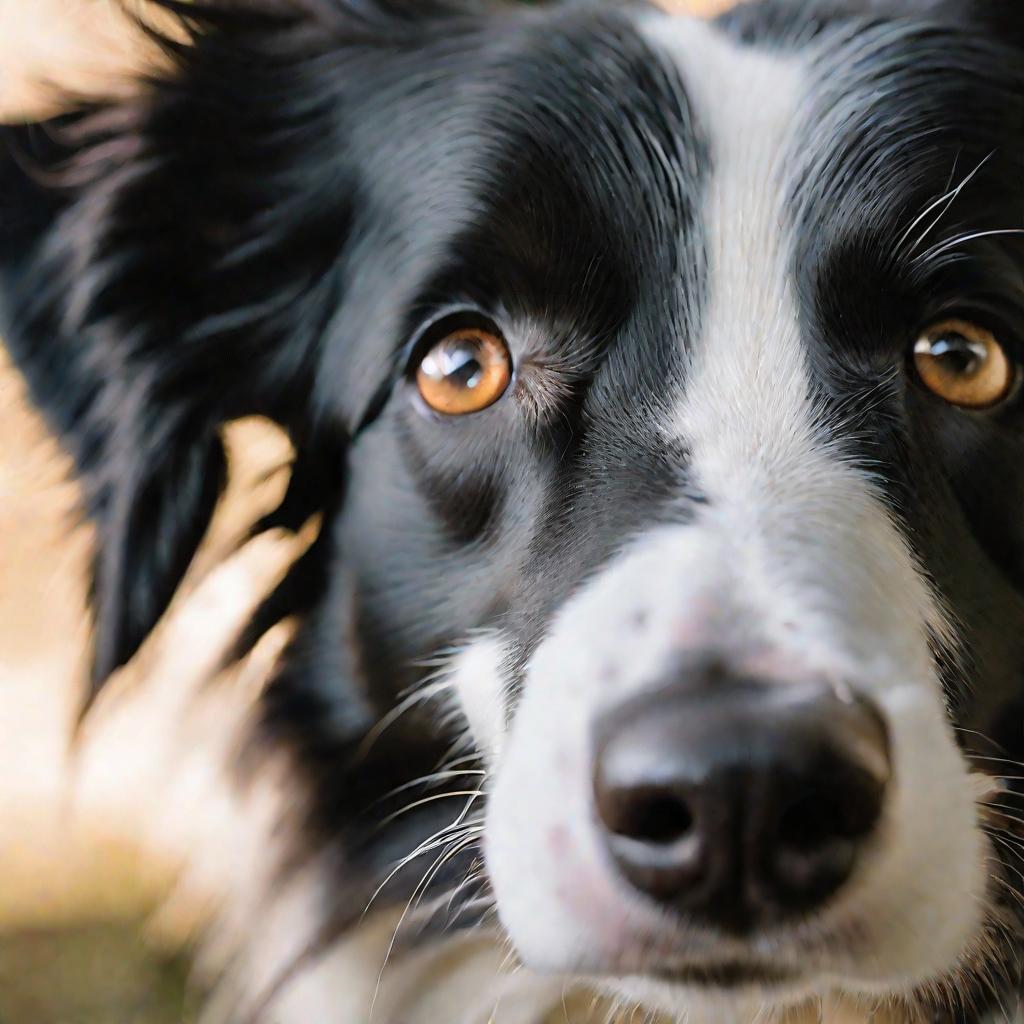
592, 670, 890, 933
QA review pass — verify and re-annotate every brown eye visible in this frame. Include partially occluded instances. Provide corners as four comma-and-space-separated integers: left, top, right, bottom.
913, 319, 1015, 410
416, 328, 512, 416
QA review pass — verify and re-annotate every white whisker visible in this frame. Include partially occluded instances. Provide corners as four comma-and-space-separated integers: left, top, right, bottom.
895, 151, 994, 258
378, 789, 485, 828
368, 828, 483, 1022
914, 228, 1024, 266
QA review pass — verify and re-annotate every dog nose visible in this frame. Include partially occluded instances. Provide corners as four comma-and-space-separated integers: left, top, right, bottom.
592, 671, 890, 933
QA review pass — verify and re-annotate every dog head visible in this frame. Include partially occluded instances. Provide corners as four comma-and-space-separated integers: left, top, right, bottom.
4, 0, 1024, 1019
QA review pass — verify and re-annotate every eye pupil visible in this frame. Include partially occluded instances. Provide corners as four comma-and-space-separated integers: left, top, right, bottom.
440, 345, 484, 388
928, 334, 985, 377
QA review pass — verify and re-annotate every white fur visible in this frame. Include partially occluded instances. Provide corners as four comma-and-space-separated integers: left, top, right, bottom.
446, 633, 510, 763
482, 15, 990, 1023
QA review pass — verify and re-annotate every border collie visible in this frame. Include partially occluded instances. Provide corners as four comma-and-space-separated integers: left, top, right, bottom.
3, 0, 1024, 1020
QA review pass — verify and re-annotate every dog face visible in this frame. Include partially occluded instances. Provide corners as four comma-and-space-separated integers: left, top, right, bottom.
4, 0, 1024, 1020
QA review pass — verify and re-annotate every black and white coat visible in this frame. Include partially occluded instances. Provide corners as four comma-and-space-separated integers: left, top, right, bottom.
3, 1, 1024, 1021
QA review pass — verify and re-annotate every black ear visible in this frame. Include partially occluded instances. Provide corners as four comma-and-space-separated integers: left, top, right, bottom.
1, 114, 235, 700
0, 0, 387, 704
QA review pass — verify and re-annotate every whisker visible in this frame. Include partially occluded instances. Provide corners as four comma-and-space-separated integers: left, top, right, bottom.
978, 798, 1024, 823
443, 858, 486, 916
964, 753, 1024, 770
378, 789, 485, 828
895, 151, 994, 257
368, 829, 483, 1021
379, 767, 487, 802
914, 228, 1024, 267
410, 833, 483, 917
362, 817, 482, 918
355, 676, 456, 761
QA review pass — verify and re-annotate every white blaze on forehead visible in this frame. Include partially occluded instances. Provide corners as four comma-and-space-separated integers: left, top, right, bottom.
653, 19, 823, 651
659, 20, 812, 465
642, 16, 953, 667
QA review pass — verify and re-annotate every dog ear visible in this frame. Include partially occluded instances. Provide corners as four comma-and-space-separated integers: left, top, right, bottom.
1, 0, 473, 706
1, 114, 236, 702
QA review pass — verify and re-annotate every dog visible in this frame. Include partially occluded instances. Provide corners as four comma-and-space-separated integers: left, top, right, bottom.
3, 0, 1024, 1020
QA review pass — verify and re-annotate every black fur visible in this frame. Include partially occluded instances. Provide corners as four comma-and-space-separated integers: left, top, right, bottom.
4, 1, 1024, 1020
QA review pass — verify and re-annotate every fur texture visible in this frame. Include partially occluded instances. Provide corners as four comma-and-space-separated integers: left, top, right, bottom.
4, 1, 1024, 1021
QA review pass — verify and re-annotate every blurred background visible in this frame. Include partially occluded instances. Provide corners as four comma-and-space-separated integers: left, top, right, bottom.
0, 1, 730, 1021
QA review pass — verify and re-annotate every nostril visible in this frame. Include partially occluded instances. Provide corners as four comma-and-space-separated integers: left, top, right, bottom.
609, 788, 695, 845
769, 766, 886, 910
777, 789, 846, 853
598, 783, 706, 904
777, 766, 885, 852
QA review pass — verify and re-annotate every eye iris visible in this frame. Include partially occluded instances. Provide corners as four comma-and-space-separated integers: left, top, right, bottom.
416, 329, 512, 415
913, 320, 1013, 410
